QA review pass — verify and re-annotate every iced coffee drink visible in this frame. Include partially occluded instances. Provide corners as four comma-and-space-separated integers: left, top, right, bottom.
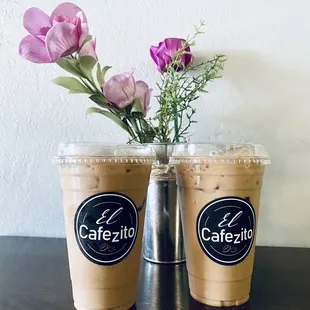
54, 143, 155, 310
171, 143, 270, 307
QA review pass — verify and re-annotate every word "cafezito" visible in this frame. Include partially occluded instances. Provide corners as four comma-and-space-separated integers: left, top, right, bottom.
201, 227, 253, 244
79, 225, 135, 242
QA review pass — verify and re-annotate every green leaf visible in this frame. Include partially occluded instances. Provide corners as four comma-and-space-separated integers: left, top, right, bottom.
91, 63, 102, 90
79, 56, 97, 76
102, 66, 112, 83
89, 94, 116, 109
78, 35, 92, 51
86, 107, 129, 133
96, 63, 104, 86
78, 56, 96, 82
78, 56, 103, 92
141, 121, 149, 131
56, 58, 84, 78
131, 99, 144, 115
52, 77, 92, 94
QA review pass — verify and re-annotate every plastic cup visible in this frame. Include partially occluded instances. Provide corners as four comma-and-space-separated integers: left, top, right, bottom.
54, 142, 155, 310
170, 143, 270, 307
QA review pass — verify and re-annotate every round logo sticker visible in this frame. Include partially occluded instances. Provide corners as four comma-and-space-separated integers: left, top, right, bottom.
197, 197, 256, 266
74, 192, 138, 266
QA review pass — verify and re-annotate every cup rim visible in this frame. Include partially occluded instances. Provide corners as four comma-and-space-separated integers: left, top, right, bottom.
53, 142, 156, 165
170, 142, 271, 165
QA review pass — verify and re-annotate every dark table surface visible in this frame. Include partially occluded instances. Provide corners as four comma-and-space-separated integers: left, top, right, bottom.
0, 237, 308, 310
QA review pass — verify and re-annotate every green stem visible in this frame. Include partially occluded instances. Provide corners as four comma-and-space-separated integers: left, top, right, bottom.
170, 72, 180, 143
85, 77, 101, 95
70, 54, 101, 95
79, 78, 96, 93
119, 117, 136, 141
173, 102, 180, 143
129, 118, 141, 143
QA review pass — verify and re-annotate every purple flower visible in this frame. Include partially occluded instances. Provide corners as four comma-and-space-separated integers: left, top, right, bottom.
135, 81, 152, 116
79, 38, 98, 60
19, 2, 88, 63
102, 73, 152, 114
102, 72, 136, 109
150, 38, 193, 72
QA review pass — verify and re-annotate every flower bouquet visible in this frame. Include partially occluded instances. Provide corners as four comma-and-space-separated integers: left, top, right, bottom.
19, 3, 225, 144
19, 2, 226, 263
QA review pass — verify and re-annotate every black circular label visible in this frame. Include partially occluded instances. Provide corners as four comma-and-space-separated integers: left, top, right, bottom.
197, 197, 256, 266
74, 192, 138, 266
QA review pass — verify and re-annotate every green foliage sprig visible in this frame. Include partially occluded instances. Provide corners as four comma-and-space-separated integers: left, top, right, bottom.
151, 22, 226, 143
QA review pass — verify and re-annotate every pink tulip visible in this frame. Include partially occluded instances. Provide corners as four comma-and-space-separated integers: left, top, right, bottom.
135, 81, 152, 116
102, 73, 136, 109
79, 38, 98, 60
19, 2, 88, 63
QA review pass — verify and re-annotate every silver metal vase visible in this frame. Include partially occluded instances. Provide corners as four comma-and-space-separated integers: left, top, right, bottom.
142, 143, 185, 264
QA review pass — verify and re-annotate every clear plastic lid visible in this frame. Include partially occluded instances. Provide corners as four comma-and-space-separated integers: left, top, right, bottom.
170, 143, 271, 165
53, 142, 156, 165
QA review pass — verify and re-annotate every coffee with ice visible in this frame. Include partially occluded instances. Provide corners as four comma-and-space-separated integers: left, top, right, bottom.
54, 143, 154, 310
171, 143, 270, 307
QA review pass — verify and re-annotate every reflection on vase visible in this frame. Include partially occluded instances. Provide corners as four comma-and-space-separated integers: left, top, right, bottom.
143, 143, 186, 264
139, 261, 189, 309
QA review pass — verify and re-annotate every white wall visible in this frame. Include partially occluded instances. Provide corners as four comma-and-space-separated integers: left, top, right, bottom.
0, 0, 309, 247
